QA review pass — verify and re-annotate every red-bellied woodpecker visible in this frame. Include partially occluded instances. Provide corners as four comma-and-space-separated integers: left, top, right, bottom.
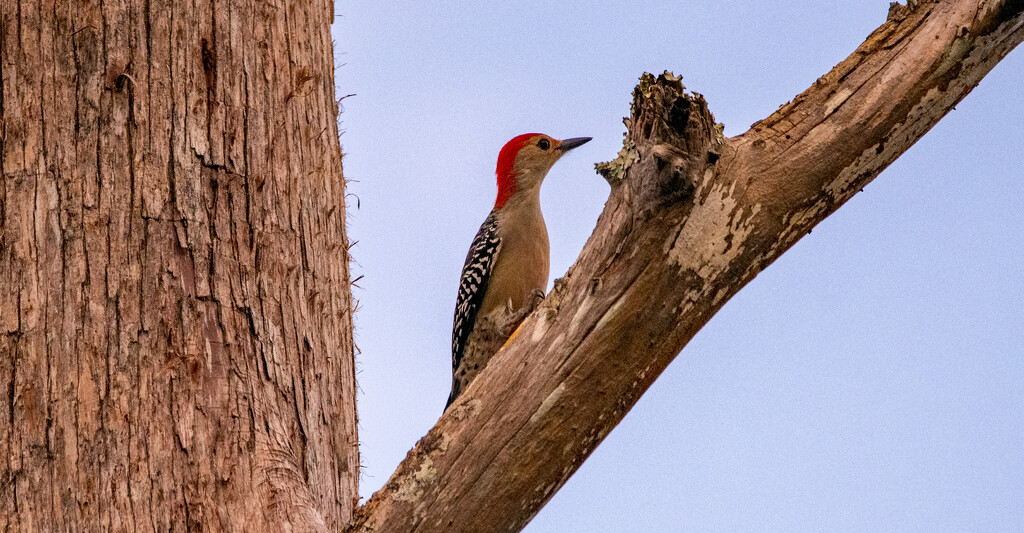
447, 133, 591, 409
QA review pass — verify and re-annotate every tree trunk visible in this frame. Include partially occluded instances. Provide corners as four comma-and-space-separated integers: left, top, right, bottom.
0, 0, 358, 530
349, 1, 1024, 532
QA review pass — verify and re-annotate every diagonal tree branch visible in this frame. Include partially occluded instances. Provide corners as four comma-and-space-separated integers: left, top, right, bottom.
348, 1, 1024, 531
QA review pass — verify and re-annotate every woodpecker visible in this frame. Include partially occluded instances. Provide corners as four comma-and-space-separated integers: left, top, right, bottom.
447, 133, 591, 409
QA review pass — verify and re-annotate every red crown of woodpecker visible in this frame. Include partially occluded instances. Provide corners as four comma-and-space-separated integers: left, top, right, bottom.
493, 133, 591, 209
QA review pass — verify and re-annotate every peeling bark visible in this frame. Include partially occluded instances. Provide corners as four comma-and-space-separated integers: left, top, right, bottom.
349, 1, 1024, 532
1, 0, 357, 531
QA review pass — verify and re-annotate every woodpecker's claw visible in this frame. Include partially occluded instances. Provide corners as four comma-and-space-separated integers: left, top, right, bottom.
500, 292, 544, 336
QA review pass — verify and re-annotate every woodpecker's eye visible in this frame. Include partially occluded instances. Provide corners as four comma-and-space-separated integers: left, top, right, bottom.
537, 138, 551, 150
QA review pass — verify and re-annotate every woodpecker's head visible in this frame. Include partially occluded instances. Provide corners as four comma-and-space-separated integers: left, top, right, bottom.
494, 133, 591, 209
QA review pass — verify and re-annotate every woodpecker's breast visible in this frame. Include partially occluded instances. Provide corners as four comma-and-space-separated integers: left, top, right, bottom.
479, 202, 550, 318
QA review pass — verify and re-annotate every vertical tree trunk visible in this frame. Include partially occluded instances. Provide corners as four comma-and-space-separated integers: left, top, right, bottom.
0, 0, 358, 530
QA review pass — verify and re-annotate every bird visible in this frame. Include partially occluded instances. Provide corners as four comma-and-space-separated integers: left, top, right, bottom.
446, 133, 592, 409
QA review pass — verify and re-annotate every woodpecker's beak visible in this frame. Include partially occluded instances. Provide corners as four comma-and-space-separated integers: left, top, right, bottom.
558, 137, 592, 152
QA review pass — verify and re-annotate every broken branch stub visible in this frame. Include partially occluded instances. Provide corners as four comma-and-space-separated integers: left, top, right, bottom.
598, 71, 721, 218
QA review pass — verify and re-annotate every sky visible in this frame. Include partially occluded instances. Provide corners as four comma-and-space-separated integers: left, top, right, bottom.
331, 2, 1023, 531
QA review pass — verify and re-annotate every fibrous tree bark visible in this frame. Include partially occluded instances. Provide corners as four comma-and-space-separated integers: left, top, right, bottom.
349, 1, 1024, 532
1, 0, 357, 531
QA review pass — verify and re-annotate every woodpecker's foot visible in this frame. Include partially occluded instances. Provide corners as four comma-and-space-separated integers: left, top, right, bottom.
498, 291, 545, 336
529, 288, 546, 308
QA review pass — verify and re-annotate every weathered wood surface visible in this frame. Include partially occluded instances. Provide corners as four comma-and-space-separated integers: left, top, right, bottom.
0, 0, 357, 530
349, 1, 1024, 532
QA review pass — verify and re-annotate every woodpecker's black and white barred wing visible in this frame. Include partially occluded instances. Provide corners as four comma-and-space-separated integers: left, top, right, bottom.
451, 211, 501, 375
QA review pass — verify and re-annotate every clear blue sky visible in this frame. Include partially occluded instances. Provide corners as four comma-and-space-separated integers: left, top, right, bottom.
332, 2, 1023, 531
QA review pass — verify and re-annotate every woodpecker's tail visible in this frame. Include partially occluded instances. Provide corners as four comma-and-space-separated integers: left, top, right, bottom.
444, 385, 459, 411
